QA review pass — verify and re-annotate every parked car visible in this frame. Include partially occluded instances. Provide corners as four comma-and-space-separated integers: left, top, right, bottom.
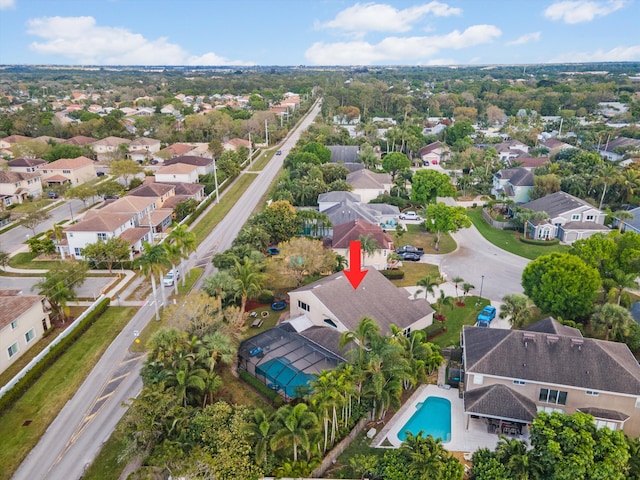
96, 171, 105, 177
47, 191, 59, 199
163, 269, 181, 287
396, 245, 424, 256
477, 305, 497, 327
399, 252, 421, 261
399, 211, 421, 221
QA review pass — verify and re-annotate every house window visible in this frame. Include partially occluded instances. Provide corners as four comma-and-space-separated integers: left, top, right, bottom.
323, 319, 337, 328
298, 300, 310, 312
571, 214, 581, 221
473, 374, 484, 385
537, 405, 564, 414
63, 170, 71, 174
539, 388, 567, 405
25, 328, 35, 343
4, 198, 11, 206
513, 380, 526, 386
586, 390, 599, 396
586, 215, 594, 221
97, 233, 107, 240
74, 248, 82, 256
595, 420, 617, 431
7, 342, 18, 358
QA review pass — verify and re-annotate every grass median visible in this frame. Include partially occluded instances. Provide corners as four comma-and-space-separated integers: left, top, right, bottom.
0, 306, 138, 479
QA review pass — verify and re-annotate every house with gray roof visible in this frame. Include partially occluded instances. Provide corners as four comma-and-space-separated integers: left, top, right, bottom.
317, 191, 361, 212
346, 169, 392, 203
491, 167, 534, 204
288, 268, 434, 338
519, 191, 608, 244
462, 317, 640, 436
327, 145, 360, 164
619, 206, 640, 234
321, 199, 400, 233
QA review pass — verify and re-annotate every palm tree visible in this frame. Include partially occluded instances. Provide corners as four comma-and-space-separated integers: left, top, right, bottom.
618, 167, 640, 204
201, 371, 223, 408
357, 234, 380, 266
591, 303, 634, 341
612, 269, 639, 305
334, 254, 348, 273
495, 436, 532, 479
401, 432, 445, 479
38, 280, 76, 323
244, 408, 275, 467
339, 316, 381, 364
416, 274, 441, 300
596, 164, 622, 209
438, 289, 454, 311
613, 210, 634, 232
232, 257, 267, 319
136, 241, 171, 320
270, 403, 319, 462
164, 242, 184, 296
310, 370, 342, 451
167, 223, 196, 286
202, 270, 236, 307
452, 276, 464, 300
164, 364, 207, 407
499, 293, 534, 329
196, 331, 236, 374
462, 282, 475, 296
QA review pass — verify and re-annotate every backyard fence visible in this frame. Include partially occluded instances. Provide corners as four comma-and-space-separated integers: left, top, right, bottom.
310, 417, 369, 478
481, 208, 514, 230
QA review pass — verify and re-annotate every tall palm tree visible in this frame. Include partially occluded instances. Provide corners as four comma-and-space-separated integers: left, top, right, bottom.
613, 210, 634, 232
499, 293, 534, 329
339, 316, 381, 364
270, 403, 318, 462
136, 241, 171, 320
163, 242, 184, 296
416, 274, 441, 300
401, 432, 445, 479
42, 280, 76, 323
596, 164, 622, 209
164, 364, 207, 407
244, 408, 275, 468
591, 303, 634, 341
357, 234, 380, 266
438, 289, 455, 311
452, 276, 464, 300
612, 269, 639, 305
168, 223, 196, 286
232, 257, 267, 319
495, 436, 532, 479
618, 167, 640, 204
462, 282, 475, 296
310, 370, 342, 451
196, 331, 236, 373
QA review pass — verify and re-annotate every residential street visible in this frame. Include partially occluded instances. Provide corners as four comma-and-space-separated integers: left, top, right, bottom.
11, 99, 323, 480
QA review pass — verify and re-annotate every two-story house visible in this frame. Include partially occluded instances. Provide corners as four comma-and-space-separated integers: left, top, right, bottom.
64, 211, 139, 259
7, 157, 47, 174
0, 171, 43, 205
520, 191, 608, 244
346, 169, 392, 203
318, 193, 400, 233
128, 137, 161, 162
127, 182, 176, 208
327, 219, 394, 271
154, 163, 199, 184
491, 167, 534, 204
40, 156, 96, 186
91, 136, 131, 161
419, 141, 451, 166
462, 318, 640, 436
0, 290, 50, 375
163, 156, 215, 176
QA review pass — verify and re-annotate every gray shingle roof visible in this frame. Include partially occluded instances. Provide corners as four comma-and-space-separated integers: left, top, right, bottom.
323, 200, 380, 226
561, 221, 609, 231
576, 407, 629, 422
463, 322, 640, 395
520, 191, 597, 218
290, 268, 433, 333
464, 384, 538, 423
318, 191, 361, 203
497, 167, 533, 187
328, 145, 360, 163
346, 170, 391, 189
523, 317, 582, 337
621, 207, 640, 231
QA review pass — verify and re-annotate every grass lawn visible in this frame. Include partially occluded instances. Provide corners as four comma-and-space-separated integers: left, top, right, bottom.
81, 427, 127, 480
393, 224, 456, 254
325, 430, 386, 478
9, 199, 55, 214
467, 207, 570, 260
0, 306, 138, 480
8, 252, 63, 270
430, 296, 489, 347
191, 172, 258, 244
390, 262, 442, 287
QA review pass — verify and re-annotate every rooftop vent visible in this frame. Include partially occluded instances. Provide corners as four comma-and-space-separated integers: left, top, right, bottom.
571, 338, 584, 350
546, 335, 559, 344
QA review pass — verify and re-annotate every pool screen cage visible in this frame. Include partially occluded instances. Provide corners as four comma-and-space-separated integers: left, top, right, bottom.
239, 325, 344, 400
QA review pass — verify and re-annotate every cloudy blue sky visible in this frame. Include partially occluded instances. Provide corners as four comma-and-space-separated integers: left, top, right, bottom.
0, 0, 638, 66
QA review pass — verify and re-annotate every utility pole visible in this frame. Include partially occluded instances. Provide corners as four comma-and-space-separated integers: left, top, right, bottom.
264, 119, 269, 146
248, 132, 253, 167
213, 156, 219, 204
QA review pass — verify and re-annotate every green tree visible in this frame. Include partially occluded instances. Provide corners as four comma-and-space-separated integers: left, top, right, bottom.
443, 120, 474, 146
167, 223, 196, 286
164, 242, 185, 296
43, 143, 85, 162
416, 274, 440, 300
522, 253, 601, 319
110, 158, 143, 188
65, 183, 96, 207
381, 152, 411, 181
301, 141, 331, 163
258, 200, 298, 244
499, 293, 534, 329
232, 257, 267, 319
424, 202, 471, 251
410, 170, 456, 206
21, 209, 52, 236
33, 261, 88, 323
591, 303, 634, 341
81, 236, 130, 273
96, 180, 125, 198
174, 198, 198, 222
270, 403, 318, 462
136, 241, 171, 320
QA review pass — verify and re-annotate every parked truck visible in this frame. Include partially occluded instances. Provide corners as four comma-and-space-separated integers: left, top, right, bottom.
476, 305, 497, 327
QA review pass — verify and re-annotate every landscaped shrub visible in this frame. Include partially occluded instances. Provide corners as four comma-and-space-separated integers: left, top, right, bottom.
381, 269, 405, 280
425, 322, 447, 340
519, 237, 560, 246
0, 297, 110, 414
257, 291, 274, 304
239, 370, 280, 403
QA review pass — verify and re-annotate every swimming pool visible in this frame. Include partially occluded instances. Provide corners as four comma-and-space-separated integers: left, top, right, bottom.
398, 396, 452, 443
255, 357, 313, 398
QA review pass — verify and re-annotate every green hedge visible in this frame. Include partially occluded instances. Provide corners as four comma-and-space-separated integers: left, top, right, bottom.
519, 237, 560, 246
381, 269, 405, 280
257, 291, 275, 304
239, 370, 281, 404
425, 322, 447, 340
0, 297, 110, 414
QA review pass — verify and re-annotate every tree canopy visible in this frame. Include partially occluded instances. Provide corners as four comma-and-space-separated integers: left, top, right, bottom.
410, 169, 456, 206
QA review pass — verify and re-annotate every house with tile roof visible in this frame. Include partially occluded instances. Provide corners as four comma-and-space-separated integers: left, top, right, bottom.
64, 135, 96, 146
491, 167, 534, 204
157, 143, 197, 159
127, 182, 176, 207
505, 155, 550, 169
154, 163, 199, 184
519, 191, 608, 244
63, 211, 140, 259
419, 141, 451, 166
346, 169, 392, 203
288, 268, 434, 338
0, 171, 43, 205
0, 135, 30, 151
8, 157, 46, 173
462, 317, 640, 436
164, 155, 214, 175
91, 136, 131, 161
223, 138, 250, 151
327, 219, 394, 271
40, 156, 96, 186
0, 290, 50, 375
128, 137, 161, 162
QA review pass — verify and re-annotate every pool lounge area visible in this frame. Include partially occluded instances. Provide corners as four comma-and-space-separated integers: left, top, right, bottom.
374, 384, 508, 453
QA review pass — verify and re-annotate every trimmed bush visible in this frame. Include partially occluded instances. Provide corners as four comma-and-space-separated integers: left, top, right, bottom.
0, 298, 110, 414
519, 237, 560, 246
381, 269, 405, 280
425, 322, 447, 340
257, 291, 274, 304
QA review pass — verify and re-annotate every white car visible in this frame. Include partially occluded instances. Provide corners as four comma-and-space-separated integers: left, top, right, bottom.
163, 270, 180, 287
399, 211, 421, 221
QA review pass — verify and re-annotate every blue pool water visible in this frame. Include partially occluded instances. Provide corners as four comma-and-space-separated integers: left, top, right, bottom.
255, 357, 313, 398
398, 396, 452, 443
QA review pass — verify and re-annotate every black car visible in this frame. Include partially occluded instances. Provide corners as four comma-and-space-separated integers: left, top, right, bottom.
399, 252, 421, 261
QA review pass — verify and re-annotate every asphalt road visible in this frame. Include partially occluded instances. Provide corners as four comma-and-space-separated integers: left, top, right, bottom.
11, 99, 323, 480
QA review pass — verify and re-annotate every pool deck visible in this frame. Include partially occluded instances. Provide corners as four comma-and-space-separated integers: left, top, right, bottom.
372, 384, 504, 453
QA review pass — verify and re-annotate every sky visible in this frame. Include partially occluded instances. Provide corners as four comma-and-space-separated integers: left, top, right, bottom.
0, 0, 639, 66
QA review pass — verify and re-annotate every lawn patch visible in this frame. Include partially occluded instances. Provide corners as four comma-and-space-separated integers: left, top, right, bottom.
430, 296, 489, 348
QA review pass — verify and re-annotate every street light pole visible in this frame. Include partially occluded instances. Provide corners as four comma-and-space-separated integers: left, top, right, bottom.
69, 203, 74, 222
479, 275, 485, 301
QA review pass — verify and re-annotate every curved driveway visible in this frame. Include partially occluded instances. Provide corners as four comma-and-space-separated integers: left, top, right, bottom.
422, 224, 530, 301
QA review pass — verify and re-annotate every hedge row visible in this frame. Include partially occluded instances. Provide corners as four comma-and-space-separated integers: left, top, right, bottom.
425, 322, 447, 340
519, 237, 560, 246
0, 297, 111, 414
381, 269, 405, 280
239, 370, 283, 406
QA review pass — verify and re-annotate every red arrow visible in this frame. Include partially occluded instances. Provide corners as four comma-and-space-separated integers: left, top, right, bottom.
344, 240, 368, 290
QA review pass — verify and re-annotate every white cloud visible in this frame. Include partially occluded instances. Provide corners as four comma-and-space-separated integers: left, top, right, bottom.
550, 44, 640, 62
305, 25, 501, 65
318, 1, 462, 33
544, 0, 626, 24
506, 32, 541, 46
0, 0, 15, 9
26, 16, 253, 65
